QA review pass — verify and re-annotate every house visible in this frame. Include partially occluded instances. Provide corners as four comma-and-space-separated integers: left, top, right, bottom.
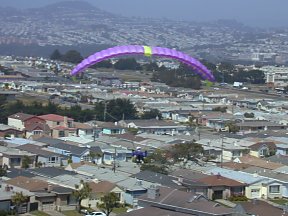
275, 144, 288, 156
36, 137, 92, 163
7, 113, 50, 137
248, 142, 277, 158
5, 176, 76, 212
0, 181, 33, 214
196, 174, 246, 200
24, 122, 51, 139
204, 167, 283, 200
81, 181, 124, 208
119, 119, 187, 135
0, 146, 36, 168
74, 122, 94, 138
0, 124, 23, 138
8, 113, 35, 131
38, 114, 76, 138
16, 144, 68, 167
137, 186, 234, 216
196, 138, 248, 161
236, 120, 287, 132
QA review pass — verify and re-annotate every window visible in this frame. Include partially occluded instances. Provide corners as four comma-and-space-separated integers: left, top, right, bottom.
58, 131, 65, 137
81, 155, 91, 162
232, 151, 241, 157
269, 185, 280, 194
57, 122, 60, 125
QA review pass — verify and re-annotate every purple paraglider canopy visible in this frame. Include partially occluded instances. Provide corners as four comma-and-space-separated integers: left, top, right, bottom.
70, 45, 215, 81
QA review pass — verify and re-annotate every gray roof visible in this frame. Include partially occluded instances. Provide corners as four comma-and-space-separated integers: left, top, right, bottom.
6, 168, 36, 179
265, 155, 288, 166
0, 124, 18, 131
52, 186, 73, 194
28, 167, 77, 178
16, 144, 68, 158
133, 170, 185, 189
75, 165, 130, 183
37, 137, 89, 157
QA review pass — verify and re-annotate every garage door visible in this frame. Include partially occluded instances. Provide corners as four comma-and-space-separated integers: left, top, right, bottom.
42, 202, 55, 211
251, 189, 260, 198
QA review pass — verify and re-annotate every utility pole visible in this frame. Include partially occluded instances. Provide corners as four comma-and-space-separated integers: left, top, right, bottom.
103, 102, 107, 122
93, 115, 97, 142
221, 136, 224, 168
113, 147, 117, 173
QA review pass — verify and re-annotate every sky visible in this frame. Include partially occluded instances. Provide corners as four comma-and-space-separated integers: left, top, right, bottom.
1, 0, 288, 28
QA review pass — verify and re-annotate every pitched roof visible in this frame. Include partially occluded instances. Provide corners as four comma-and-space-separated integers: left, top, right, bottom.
74, 122, 93, 130
38, 114, 73, 122
88, 181, 117, 193
119, 207, 192, 216
125, 119, 179, 127
8, 112, 35, 121
27, 167, 77, 178
170, 169, 209, 180
36, 137, 89, 157
133, 170, 185, 189
238, 200, 286, 216
24, 123, 50, 132
218, 162, 252, 171
197, 174, 245, 187
0, 124, 20, 131
249, 142, 276, 151
139, 186, 233, 215
235, 155, 284, 170
16, 144, 66, 158
6, 176, 49, 192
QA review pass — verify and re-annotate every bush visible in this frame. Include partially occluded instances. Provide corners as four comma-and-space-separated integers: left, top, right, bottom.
229, 195, 248, 202
0, 210, 7, 216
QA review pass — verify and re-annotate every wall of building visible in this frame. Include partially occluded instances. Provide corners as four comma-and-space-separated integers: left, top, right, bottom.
8, 118, 24, 130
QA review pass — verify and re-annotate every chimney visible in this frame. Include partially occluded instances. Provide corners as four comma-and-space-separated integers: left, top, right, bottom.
47, 184, 53, 192
64, 116, 68, 127
178, 175, 183, 183
147, 185, 160, 199
216, 173, 221, 179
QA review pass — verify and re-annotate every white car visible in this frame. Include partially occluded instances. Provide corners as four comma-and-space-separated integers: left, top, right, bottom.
85, 212, 107, 216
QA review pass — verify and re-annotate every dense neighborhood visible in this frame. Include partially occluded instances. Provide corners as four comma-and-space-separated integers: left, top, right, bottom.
0, 54, 288, 216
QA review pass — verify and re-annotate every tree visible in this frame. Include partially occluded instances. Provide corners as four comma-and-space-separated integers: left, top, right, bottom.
0, 166, 7, 177
140, 164, 169, 175
61, 50, 83, 64
244, 112, 254, 118
72, 180, 92, 213
170, 141, 204, 165
50, 49, 62, 60
94, 99, 137, 122
225, 121, 240, 133
11, 192, 28, 216
21, 156, 31, 169
212, 106, 227, 113
97, 192, 119, 216
92, 60, 113, 69
114, 58, 141, 70
141, 109, 162, 120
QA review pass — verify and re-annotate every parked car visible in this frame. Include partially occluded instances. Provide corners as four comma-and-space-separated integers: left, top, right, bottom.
85, 212, 107, 216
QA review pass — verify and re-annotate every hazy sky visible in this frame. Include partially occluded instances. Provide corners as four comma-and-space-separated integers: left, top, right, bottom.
1, 0, 288, 28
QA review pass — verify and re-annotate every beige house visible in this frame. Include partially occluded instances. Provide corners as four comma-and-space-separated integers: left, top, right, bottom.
38, 114, 76, 138
81, 181, 124, 208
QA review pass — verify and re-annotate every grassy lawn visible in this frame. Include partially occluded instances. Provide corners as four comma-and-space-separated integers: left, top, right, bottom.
30, 211, 50, 216
62, 210, 83, 216
270, 198, 288, 205
112, 207, 128, 214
